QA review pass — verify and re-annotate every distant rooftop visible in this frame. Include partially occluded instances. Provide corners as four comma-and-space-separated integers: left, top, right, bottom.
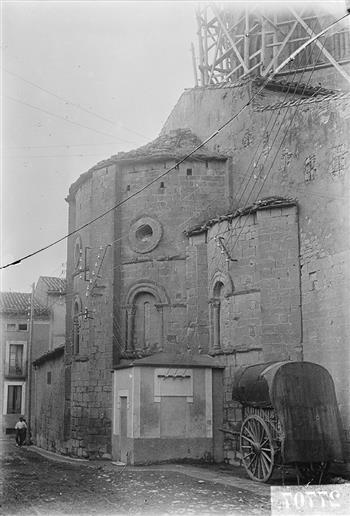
39, 276, 66, 293
0, 292, 49, 316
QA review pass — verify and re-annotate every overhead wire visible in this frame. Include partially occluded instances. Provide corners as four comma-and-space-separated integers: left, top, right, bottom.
220, 37, 329, 261
213, 18, 328, 246
1, 11, 348, 271
3, 67, 149, 140
208, 16, 326, 275
5, 95, 139, 144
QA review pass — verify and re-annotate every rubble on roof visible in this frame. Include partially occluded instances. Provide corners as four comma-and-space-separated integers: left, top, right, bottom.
111, 128, 227, 163
185, 196, 296, 236
254, 76, 336, 97
68, 129, 227, 197
254, 91, 350, 112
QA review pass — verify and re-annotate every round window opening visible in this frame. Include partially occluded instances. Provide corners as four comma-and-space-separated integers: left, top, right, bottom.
136, 224, 153, 242
129, 216, 162, 254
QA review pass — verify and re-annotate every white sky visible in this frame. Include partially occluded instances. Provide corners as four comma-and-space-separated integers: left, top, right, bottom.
1, 1, 196, 292
1, 0, 348, 293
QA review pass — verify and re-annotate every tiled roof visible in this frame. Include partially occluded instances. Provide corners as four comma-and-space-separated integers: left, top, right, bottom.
68, 129, 227, 198
0, 292, 49, 316
40, 276, 66, 293
185, 197, 296, 236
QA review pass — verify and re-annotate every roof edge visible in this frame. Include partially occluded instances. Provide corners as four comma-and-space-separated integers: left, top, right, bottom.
185, 197, 297, 237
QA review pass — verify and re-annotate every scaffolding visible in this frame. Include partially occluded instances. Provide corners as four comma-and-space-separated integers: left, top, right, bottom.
194, 3, 350, 86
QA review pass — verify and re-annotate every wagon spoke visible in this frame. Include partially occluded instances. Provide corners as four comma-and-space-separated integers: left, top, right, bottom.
261, 450, 273, 463
245, 422, 258, 441
240, 415, 275, 483
241, 434, 256, 446
260, 455, 268, 477
246, 453, 258, 471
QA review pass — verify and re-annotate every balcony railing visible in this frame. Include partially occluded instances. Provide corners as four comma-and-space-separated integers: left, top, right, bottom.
5, 361, 27, 378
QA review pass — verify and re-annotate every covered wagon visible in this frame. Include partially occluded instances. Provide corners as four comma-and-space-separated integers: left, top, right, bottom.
232, 361, 344, 482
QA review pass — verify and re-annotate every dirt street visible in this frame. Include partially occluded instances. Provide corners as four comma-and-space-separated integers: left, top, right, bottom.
0, 440, 270, 515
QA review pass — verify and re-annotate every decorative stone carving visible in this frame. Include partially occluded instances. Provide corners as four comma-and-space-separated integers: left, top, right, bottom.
304, 154, 316, 182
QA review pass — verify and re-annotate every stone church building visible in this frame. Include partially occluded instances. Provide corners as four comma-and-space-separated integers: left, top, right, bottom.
38, 74, 348, 464
29, 5, 350, 464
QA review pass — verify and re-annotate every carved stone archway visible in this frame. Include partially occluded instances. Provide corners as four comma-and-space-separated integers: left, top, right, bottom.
209, 271, 234, 351
124, 281, 169, 353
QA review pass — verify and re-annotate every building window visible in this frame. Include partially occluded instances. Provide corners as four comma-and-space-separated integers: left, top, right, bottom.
8, 344, 24, 376
6, 341, 26, 377
6, 385, 22, 414
7, 323, 16, 331
128, 216, 163, 254
47, 372, 52, 385
186, 168, 193, 176
73, 235, 83, 270
73, 298, 81, 354
18, 323, 28, 331
136, 224, 153, 243
212, 281, 224, 351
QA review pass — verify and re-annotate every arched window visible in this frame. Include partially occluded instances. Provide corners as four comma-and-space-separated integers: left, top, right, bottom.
73, 298, 81, 354
132, 293, 158, 351
125, 281, 169, 354
212, 281, 224, 350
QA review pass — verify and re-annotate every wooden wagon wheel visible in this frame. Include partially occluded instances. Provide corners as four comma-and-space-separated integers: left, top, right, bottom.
240, 415, 275, 482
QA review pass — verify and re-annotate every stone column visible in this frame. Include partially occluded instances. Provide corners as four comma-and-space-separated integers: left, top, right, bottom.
212, 300, 221, 351
209, 299, 221, 351
126, 306, 136, 352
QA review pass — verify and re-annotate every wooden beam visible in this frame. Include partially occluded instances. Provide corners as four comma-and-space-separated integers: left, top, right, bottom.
209, 28, 223, 83
290, 7, 350, 85
211, 4, 249, 73
262, 20, 299, 76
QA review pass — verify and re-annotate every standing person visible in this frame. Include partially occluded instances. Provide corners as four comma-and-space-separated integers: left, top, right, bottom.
15, 416, 27, 447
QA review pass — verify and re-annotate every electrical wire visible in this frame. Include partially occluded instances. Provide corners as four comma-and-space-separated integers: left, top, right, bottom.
3, 67, 149, 140
5, 95, 139, 144
1, 12, 348, 271
221, 39, 329, 259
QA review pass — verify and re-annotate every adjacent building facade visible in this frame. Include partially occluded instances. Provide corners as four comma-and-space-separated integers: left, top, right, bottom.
0, 292, 49, 437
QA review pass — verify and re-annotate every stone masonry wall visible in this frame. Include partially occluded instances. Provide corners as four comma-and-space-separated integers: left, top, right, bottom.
33, 356, 65, 453
162, 83, 350, 455
205, 204, 301, 464
65, 164, 116, 458
117, 158, 227, 355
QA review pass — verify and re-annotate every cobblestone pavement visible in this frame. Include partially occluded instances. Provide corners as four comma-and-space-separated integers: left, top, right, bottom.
0, 440, 271, 515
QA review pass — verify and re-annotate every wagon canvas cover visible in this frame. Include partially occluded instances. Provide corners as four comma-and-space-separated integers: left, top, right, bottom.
233, 361, 344, 463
